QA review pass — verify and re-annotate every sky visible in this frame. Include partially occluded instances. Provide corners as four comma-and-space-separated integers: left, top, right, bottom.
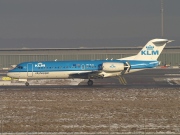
0, 0, 179, 48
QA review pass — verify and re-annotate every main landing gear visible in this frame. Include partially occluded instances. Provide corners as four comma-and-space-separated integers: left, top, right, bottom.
25, 82, 29, 86
87, 79, 93, 86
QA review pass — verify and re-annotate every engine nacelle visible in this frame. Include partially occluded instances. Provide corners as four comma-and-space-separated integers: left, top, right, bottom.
102, 62, 125, 72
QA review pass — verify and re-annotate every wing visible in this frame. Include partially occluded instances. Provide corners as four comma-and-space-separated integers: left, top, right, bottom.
69, 70, 102, 79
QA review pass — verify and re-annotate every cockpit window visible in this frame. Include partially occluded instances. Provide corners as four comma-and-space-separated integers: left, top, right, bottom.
15, 66, 23, 69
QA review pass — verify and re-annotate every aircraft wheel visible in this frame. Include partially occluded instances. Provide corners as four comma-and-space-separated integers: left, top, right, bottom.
25, 82, 29, 86
87, 80, 93, 86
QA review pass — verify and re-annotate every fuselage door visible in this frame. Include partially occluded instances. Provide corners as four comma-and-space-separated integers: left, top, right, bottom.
27, 63, 33, 77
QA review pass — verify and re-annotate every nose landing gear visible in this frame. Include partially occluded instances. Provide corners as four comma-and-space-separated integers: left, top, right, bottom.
25, 82, 29, 86
87, 79, 93, 86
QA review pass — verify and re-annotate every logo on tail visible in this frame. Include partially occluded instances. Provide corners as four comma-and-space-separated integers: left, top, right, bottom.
141, 45, 159, 55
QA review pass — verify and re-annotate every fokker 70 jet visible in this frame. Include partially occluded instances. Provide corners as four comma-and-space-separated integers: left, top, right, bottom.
7, 39, 172, 86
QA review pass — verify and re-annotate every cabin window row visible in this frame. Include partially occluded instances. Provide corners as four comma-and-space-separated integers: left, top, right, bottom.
37, 65, 99, 69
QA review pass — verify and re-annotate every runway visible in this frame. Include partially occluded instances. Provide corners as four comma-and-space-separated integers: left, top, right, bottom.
0, 69, 180, 134
0, 68, 179, 90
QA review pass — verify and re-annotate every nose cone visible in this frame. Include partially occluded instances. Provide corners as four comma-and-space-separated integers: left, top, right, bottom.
7, 70, 20, 78
7, 71, 17, 78
7, 72, 13, 77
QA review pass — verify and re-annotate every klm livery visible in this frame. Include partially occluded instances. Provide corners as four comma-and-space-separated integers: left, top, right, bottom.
7, 39, 173, 86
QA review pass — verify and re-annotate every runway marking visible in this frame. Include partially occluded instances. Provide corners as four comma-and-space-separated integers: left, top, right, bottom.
165, 74, 180, 76
118, 76, 127, 85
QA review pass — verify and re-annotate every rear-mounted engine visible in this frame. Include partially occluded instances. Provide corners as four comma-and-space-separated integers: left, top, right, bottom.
102, 62, 125, 72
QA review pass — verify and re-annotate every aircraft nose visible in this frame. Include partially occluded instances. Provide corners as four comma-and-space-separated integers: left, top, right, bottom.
7, 72, 11, 77
7, 71, 20, 78
7, 72, 14, 77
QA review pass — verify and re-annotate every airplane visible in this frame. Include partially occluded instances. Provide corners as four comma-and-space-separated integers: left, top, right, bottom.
7, 39, 173, 86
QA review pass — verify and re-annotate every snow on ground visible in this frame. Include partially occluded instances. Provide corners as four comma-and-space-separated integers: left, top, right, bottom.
0, 79, 84, 86
0, 88, 180, 134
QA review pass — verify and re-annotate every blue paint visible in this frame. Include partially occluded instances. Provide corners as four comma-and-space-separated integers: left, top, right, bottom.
8, 60, 159, 73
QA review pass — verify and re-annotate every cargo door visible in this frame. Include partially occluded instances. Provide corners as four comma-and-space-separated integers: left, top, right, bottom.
27, 63, 33, 77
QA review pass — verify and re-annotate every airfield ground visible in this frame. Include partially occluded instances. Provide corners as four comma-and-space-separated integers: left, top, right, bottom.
0, 87, 180, 135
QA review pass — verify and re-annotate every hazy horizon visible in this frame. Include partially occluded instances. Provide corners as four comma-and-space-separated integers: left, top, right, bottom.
0, 0, 179, 48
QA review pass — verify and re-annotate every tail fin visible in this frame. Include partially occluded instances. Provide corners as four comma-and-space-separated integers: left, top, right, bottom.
119, 39, 173, 60
134, 39, 173, 60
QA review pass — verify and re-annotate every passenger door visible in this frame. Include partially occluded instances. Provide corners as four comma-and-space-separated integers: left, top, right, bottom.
27, 63, 33, 77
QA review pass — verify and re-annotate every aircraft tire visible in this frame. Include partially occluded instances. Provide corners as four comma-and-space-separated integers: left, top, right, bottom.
87, 80, 93, 86
25, 82, 29, 86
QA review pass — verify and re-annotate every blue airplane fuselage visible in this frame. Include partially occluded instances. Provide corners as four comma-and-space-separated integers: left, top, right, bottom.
8, 59, 159, 73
